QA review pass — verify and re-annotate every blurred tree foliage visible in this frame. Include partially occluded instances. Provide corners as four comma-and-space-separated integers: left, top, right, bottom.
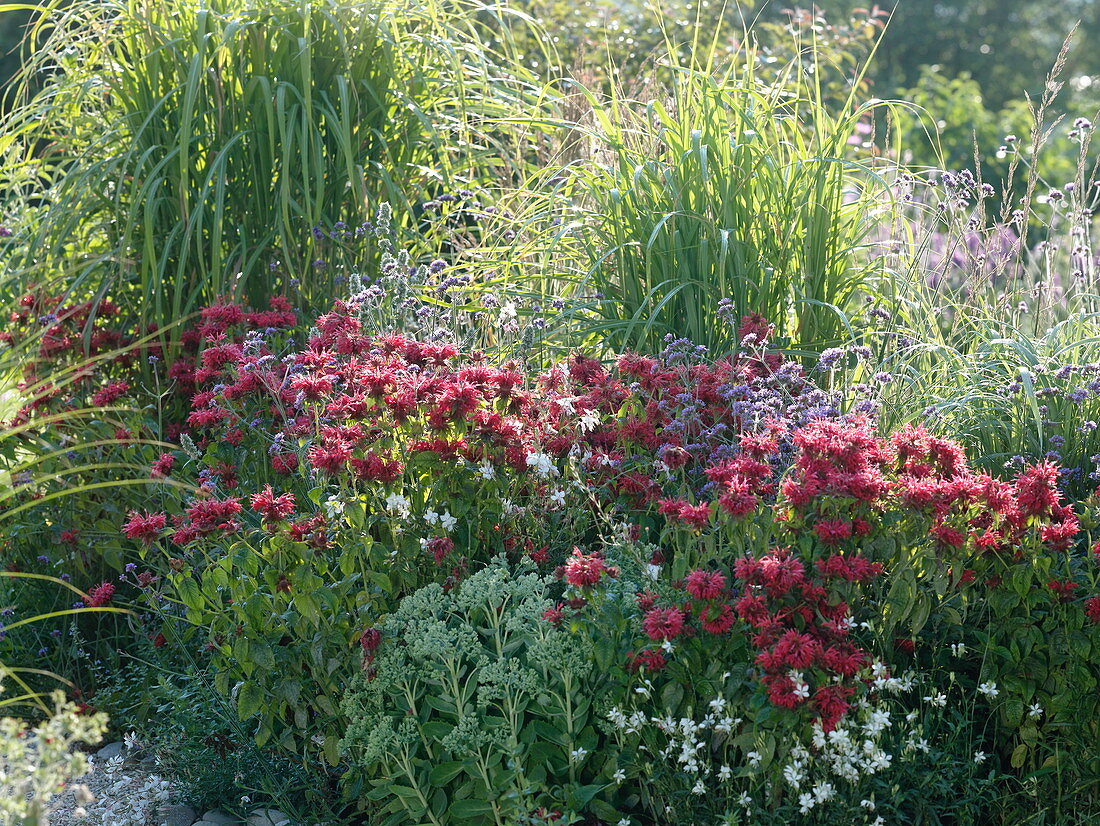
869, 0, 1098, 112
0, 7, 34, 110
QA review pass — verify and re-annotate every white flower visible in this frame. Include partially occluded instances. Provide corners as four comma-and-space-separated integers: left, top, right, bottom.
798, 792, 815, 813
813, 781, 835, 803
783, 762, 805, 789
691, 779, 706, 795
570, 747, 588, 762
978, 681, 999, 699
1028, 702, 1043, 719
549, 488, 566, 507
924, 691, 947, 707
424, 509, 440, 525
578, 410, 601, 432
738, 792, 752, 807
439, 511, 457, 531
613, 769, 626, 783
951, 642, 966, 657
525, 451, 557, 478
618, 820, 631, 826
747, 750, 762, 768
499, 301, 517, 322
323, 494, 345, 519
871, 818, 886, 826
718, 764, 732, 780
660, 639, 674, 654
385, 492, 411, 517
860, 799, 876, 810
973, 750, 988, 764
646, 563, 662, 581
478, 461, 496, 480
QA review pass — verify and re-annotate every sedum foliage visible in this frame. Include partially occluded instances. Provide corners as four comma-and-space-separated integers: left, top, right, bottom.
340, 558, 618, 826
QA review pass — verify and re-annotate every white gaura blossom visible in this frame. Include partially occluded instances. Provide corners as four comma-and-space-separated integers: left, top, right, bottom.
978, 681, 999, 699
323, 494, 345, 519
524, 451, 557, 478
478, 461, 496, 481
385, 492, 411, 517
578, 409, 601, 432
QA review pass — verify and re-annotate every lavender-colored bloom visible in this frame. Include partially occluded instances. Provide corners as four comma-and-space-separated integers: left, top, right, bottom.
816, 347, 845, 372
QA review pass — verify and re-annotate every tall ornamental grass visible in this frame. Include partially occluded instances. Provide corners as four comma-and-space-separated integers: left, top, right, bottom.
527, 32, 897, 356
0, 0, 543, 326
860, 48, 1100, 490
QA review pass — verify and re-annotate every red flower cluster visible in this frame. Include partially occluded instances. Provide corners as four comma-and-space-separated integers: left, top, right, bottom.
563, 548, 615, 588
1086, 596, 1100, 624
630, 566, 736, 670
182, 300, 552, 485
87, 581, 115, 607
122, 511, 167, 544
735, 547, 879, 731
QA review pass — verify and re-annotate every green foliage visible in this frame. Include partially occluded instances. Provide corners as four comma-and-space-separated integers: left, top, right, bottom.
138, 662, 336, 820
0, 0, 539, 326
541, 49, 893, 356
340, 559, 616, 826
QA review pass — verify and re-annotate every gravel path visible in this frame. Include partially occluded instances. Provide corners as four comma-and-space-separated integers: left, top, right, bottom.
48, 743, 178, 826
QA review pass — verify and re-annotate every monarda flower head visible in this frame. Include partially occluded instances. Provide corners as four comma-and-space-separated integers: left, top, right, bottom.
1015, 460, 1063, 517
87, 581, 115, 607
642, 607, 685, 641
122, 511, 167, 544
684, 569, 727, 601
563, 548, 608, 588
250, 485, 296, 523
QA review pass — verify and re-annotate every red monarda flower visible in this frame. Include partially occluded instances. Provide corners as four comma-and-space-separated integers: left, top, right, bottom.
626, 648, 668, 672
813, 519, 852, 546
642, 607, 685, 640
250, 485, 296, 523
699, 603, 736, 634
563, 548, 607, 588
1086, 596, 1100, 624
426, 536, 455, 564
543, 603, 565, 626
657, 499, 711, 529
91, 381, 129, 407
684, 569, 726, 601
1047, 579, 1078, 602
1015, 460, 1062, 517
87, 581, 115, 607
150, 452, 175, 478
360, 627, 382, 653
123, 511, 167, 544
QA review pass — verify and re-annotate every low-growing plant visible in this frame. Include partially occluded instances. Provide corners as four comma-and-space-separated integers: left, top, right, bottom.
0, 691, 108, 826
341, 558, 618, 826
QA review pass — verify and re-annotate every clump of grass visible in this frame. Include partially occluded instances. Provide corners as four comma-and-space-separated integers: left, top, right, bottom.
0, 0, 544, 327
507, 21, 900, 357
